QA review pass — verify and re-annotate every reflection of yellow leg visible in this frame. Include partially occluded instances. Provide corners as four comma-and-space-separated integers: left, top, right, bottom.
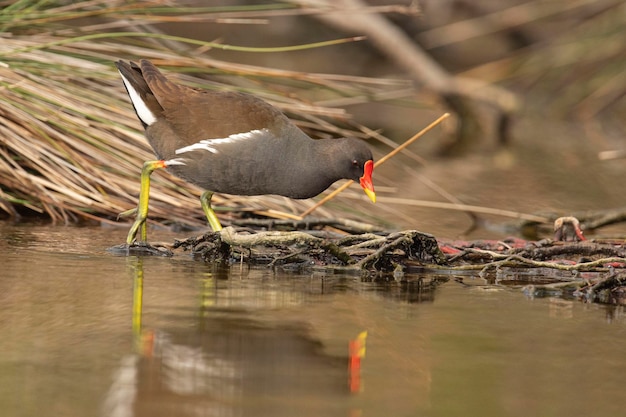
200, 191, 223, 232
126, 160, 167, 244
132, 257, 144, 351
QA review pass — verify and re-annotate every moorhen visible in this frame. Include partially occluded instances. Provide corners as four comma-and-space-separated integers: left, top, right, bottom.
116, 59, 376, 244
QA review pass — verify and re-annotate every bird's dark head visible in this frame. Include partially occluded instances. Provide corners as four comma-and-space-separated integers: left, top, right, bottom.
334, 138, 376, 203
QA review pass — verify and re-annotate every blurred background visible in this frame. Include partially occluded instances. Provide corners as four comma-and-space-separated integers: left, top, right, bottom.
1, 0, 624, 239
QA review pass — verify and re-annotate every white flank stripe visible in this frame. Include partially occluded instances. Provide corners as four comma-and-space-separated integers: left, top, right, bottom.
175, 129, 268, 155
118, 71, 157, 126
176, 142, 218, 154
164, 158, 186, 166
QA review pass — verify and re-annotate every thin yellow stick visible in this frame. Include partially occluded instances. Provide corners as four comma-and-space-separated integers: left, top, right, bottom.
299, 112, 450, 218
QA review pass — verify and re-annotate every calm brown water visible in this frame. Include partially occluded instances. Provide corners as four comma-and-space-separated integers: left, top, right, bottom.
1, 222, 625, 417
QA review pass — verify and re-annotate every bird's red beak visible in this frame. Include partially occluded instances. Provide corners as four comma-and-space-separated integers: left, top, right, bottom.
359, 160, 376, 203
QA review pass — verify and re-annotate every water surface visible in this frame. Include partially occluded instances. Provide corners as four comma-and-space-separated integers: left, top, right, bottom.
1, 223, 624, 417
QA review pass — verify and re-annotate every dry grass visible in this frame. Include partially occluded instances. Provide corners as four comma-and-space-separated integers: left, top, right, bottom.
4, 0, 620, 232
0, 0, 415, 228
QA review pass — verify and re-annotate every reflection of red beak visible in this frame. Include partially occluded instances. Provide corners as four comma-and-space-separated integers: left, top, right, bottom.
359, 160, 376, 203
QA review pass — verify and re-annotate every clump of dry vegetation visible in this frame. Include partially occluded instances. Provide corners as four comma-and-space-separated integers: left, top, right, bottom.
0, 0, 410, 228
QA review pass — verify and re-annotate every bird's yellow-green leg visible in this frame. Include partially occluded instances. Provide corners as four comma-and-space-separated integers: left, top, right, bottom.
126, 160, 168, 245
200, 190, 223, 231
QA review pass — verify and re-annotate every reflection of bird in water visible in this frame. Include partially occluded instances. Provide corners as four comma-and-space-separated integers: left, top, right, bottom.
101, 322, 357, 417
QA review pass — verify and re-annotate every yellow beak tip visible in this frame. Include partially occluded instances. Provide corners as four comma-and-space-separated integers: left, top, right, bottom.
364, 189, 376, 203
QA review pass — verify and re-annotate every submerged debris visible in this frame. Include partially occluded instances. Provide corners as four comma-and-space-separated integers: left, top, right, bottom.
173, 227, 446, 274
438, 236, 626, 304
108, 221, 626, 304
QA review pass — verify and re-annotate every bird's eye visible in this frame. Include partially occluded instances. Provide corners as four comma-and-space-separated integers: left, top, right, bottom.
352, 159, 359, 166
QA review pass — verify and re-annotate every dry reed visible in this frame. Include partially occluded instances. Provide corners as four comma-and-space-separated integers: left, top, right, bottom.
0, 0, 416, 229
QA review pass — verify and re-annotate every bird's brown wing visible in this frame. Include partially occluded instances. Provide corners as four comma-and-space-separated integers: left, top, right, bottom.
139, 60, 287, 145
